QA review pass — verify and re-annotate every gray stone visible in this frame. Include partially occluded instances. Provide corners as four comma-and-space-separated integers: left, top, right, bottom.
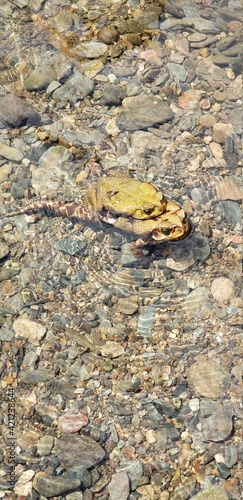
56, 434, 106, 468
116, 461, 143, 490
19, 369, 53, 384
68, 466, 92, 487
0, 242, 9, 259
167, 62, 188, 82
37, 435, 54, 456
33, 473, 80, 497
202, 405, 234, 442
56, 238, 86, 256
65, 493, 83, 500
116, 94, 174, 131
108, 472, 130, 500
218, 200, 242, 226
190, 485, 229, 499
52, 70, 94, 105
0, 94, 41, 127
225, 442, 238, 467
185, 235, 211, 261
0, 327, 14, 341
0, 144, 23, 162
32, 145, 72, 195
24, 54, 71, 91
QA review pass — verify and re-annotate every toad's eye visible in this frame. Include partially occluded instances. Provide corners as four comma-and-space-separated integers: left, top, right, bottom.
142, 207, 153, 215
160, 227, 171, 235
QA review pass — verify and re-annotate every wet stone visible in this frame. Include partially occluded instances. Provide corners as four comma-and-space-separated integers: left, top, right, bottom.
211, 277, 235, 303
0, 94, 41, 127
70, 41, 108, 58
165, 247, 196, 271
216, 177, 242, 201
56, 238, 87, 256
58, 413, 88, 433
116, 461, 143, 490
33, 472, 81, 497
56, 434, 106, 468
225, 443, 238, 467
0, 242, 9, 259
170, 478, 196, 500
116, 94, 174, 131
190, 485, 229, 499
19, 369, 54, 384
218, 200, 242, 226
182, 287, 211, 315
0, 327, 15, 341
187, 359, 230, 399
37, 435, 54, 456
216, 461, 231, 479
167, 62, 187, 82
68, 466, 92, 487
23, 53, 71, 91
13, 317, 46, 345
0, 143, 23, 162
52, 70, 94, 105
108, 472, 130, 500
202, 405, 234, 442
185, 235, 211, 261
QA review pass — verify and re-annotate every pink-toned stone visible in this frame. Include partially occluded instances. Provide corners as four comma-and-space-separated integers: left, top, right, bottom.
178, 89, 202, 110
58, 413, 88, 433
228, 20, 242, 31
216, 177, 242, 201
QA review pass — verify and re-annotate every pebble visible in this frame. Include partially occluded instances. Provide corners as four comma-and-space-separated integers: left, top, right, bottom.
190, 485, 229, 499
99, 341, 125, 358
0, 143, 23, 161
225, 443, 238, 467
12, 317, 46, 345
167, 62, 188, 82
116, 94, 174, 131
116, 461, 143, 490
0, 241, 9, 259
37, 435, 55, 456
56, 238, 87, 256
187, 359, 230, 399
202, 405, 234, 441
0, 94, 41, 127
117, 296, 138, 315
33, 472, 81, 497
170, 478, 196, 500
57, 434, 106, 468
58, 413, 89, 433
24, 54, 72, 91
108, 472, 130, 500
211, 277, 235, 303
166, 247, 196, 271
218, 201, 242, 226
52, 70, 94, 105
70, 41, 108, 58
216, 177, 242, 201
32, 145, 72, 194
182, 287, 211, 315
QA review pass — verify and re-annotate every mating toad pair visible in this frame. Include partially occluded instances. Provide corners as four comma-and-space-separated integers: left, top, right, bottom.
7, 175, 191, 249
